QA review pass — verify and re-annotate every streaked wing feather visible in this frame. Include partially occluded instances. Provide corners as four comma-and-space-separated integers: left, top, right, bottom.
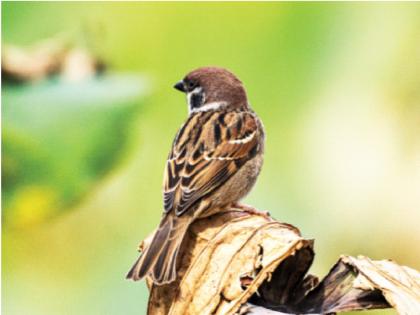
163, 111, 261, 216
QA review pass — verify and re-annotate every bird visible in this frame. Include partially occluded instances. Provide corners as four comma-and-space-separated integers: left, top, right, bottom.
126, 66, 265, 285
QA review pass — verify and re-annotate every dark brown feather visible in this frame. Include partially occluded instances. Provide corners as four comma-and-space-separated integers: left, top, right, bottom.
165, 110, 262, 216
126, 214, 192, 284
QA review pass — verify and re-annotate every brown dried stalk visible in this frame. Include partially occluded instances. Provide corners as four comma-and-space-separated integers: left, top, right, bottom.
135, 209, 420, 315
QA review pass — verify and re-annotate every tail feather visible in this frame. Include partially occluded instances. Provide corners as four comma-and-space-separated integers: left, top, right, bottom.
126, 214, 191, 284
152, 224, 185, 283
126, 218, 172, 281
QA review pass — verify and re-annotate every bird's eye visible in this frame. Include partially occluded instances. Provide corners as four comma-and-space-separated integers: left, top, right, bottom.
188, 81, 196, 89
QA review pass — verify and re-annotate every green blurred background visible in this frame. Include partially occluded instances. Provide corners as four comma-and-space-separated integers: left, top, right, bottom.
2, 2, 419, 315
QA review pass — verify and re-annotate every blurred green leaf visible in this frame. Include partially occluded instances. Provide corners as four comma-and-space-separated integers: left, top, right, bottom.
2, 75, 148, 227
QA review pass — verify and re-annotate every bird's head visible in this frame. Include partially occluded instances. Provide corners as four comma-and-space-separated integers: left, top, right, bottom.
174, 67, 249, 113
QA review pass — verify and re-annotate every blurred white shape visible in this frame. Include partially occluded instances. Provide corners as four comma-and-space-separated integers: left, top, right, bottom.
2, 41, 67, 82
62, 48, 97, 82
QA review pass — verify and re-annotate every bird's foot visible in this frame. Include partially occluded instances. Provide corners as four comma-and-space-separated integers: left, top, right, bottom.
231, 202, 272, 220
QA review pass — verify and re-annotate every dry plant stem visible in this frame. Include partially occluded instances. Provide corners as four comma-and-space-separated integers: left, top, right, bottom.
135, 208, 420, 315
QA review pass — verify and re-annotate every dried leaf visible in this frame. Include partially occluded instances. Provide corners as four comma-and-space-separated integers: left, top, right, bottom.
136, 209, 420, 315
340, 256, 420, 314
146, 211, 311, 315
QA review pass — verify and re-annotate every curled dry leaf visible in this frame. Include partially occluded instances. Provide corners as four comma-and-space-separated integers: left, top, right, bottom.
137, 209, 420, 315
337, 256, 420, 314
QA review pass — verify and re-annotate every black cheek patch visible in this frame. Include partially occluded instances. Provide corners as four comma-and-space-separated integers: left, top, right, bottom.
190, 92, 204, 109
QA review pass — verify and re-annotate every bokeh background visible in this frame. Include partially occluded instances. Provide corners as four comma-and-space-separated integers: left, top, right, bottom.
2, 2, 420, 315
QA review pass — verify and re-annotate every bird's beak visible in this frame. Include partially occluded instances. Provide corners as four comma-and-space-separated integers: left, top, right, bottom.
174, 80, 186, 92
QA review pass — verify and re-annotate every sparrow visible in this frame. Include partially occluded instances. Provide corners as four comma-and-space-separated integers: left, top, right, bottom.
127, 66, 265, 285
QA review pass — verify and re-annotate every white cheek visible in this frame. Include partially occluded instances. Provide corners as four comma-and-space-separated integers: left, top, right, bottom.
187, 93, 193, 113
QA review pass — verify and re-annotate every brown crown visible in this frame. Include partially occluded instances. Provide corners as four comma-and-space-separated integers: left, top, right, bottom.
184, 67, 248, 109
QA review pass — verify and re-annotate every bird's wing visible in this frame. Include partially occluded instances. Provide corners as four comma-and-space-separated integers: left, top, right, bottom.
163, 110, 263, 216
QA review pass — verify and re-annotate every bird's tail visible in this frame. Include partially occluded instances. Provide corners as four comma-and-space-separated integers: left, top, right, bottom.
126, 214, 191, 285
